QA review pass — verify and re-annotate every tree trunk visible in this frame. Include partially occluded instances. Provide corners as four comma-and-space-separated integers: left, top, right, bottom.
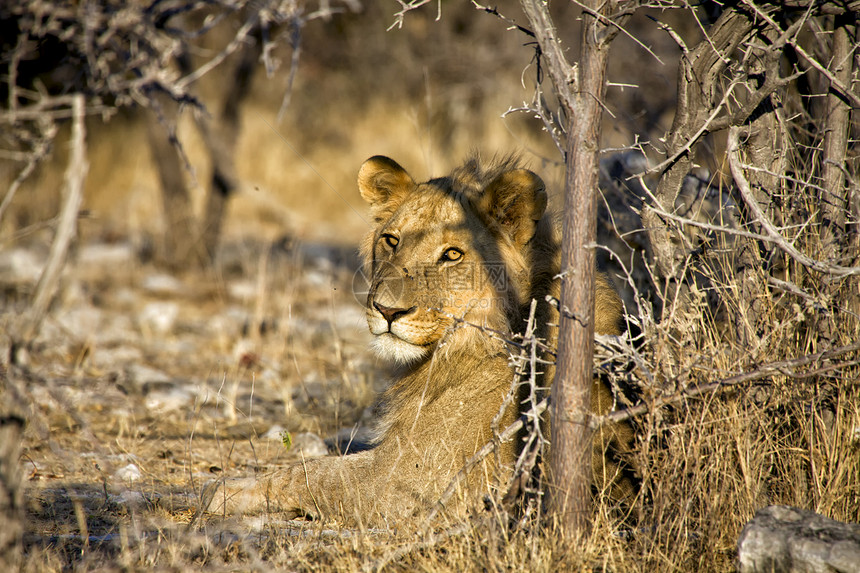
819, 13, 855, 263
550, 25, 611, 539
733, 28, 786, 348
521, 0, 615, 540
146, 39, 258, 268
197, 39, 259, 263
145, 95, 201, 269
641, 9, 752, 311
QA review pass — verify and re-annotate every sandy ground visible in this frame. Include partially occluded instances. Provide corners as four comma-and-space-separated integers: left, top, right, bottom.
2, 235, 394, 564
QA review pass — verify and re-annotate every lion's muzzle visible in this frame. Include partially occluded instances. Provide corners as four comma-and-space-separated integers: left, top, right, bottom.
373, 302, 416, 329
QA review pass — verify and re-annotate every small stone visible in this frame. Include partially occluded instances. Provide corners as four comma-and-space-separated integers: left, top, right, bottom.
291, 432, 329, 458
141, 273, 183, 295
144, 388, 192, 413
78, 242, 135, 269
139, 301, 179, 335
0, 248, 44, 283
126, 364, 171, 386
114, 463, 142, 483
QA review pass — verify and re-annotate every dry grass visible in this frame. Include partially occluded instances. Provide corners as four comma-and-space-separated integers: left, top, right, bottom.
3, 221, 858, 571
2, 3, 859, 570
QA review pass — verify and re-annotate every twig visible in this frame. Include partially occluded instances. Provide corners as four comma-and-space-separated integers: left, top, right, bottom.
367, 521, 471, 572
388, 0, 439, 30
176, 18, 257, 89
728, 126, 860, 277
502, 304, 548, 518
376, 307, 547, 563
444, 312, 557, 358
0, 133, 53, 226
605, 340, 860, 425
276, 18, 303, 122
766, 275, 823, 308
490, 301, 538, 452
472, 2, 535, 38
646, 78, 741, 175
741, 0, 860, 109
519, 0, 577, 114
11, 94, 88, 363
571, 0, 662, 64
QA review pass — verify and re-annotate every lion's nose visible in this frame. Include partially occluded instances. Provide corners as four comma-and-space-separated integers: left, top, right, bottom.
374, 302, 415, 326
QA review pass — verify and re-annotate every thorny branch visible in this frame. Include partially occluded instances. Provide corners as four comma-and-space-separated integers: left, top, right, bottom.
635, 170, 860, 280
422, 301, 548, 530
518, 0, 577, 116
742, 0, 860, 109
728, 127, 860, 278
415, 299, 860, 529
388, 0, 440, 31
605, 340, 860, 425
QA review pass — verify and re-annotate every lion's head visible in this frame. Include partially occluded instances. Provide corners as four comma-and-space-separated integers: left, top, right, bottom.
357, 155, 552, 364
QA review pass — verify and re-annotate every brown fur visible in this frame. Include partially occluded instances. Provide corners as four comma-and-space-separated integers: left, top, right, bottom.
203, 156, 633, 525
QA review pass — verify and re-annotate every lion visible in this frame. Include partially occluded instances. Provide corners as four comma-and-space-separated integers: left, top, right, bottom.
202, 155, 633, 526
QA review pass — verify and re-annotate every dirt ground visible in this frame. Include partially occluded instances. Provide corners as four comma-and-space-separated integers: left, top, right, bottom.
2, 233, 404, 569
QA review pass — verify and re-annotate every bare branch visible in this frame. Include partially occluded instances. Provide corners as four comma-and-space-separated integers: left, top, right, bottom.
10, 95, 88, 363
646, 78, 741, 175
742, 0, 860, 108
519, 0, 577, 115
728, 127, 860, 277
571, 0, 662, 64
420, 389, 549, 531
605, 340, 860, 425
0, 131, 54, 226
388, 0, 440, 31
176, 18, 258, 90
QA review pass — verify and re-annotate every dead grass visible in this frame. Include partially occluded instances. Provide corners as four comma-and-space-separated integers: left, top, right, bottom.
2, 4, 859, 570
2, 222, 857, 572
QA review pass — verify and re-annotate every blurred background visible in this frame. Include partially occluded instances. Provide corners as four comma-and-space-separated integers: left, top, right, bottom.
1, 1, 697, 253
3, 4, 859, 571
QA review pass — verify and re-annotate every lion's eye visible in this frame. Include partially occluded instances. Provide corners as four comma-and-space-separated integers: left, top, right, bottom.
440, 248, 463, 262
382, 234, 399, 250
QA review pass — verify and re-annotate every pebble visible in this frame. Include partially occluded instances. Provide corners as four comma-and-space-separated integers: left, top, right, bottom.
139, 301, 179, 334
114, 463, 142, 482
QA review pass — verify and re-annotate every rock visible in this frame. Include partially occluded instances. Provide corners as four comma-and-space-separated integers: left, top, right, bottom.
115, 490, 146, 507
737, 505, 860, 573
139, 301, 179, 335
125, 364, 171, 386
227, 279, 257, 301
259, 427, 329, 457
141, 273, 183, 296
77, 242, 135, 269
0, 247, 44, 283
114, 463, 142, 483
55, 305, 102, 336
144, 388, 193, 413
262, 424, 287, 440
291, 432, 330, 458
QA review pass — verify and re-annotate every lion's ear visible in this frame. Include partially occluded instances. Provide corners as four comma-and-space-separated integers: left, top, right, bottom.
481, 169, 547, 246
358, 156, 415, 221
